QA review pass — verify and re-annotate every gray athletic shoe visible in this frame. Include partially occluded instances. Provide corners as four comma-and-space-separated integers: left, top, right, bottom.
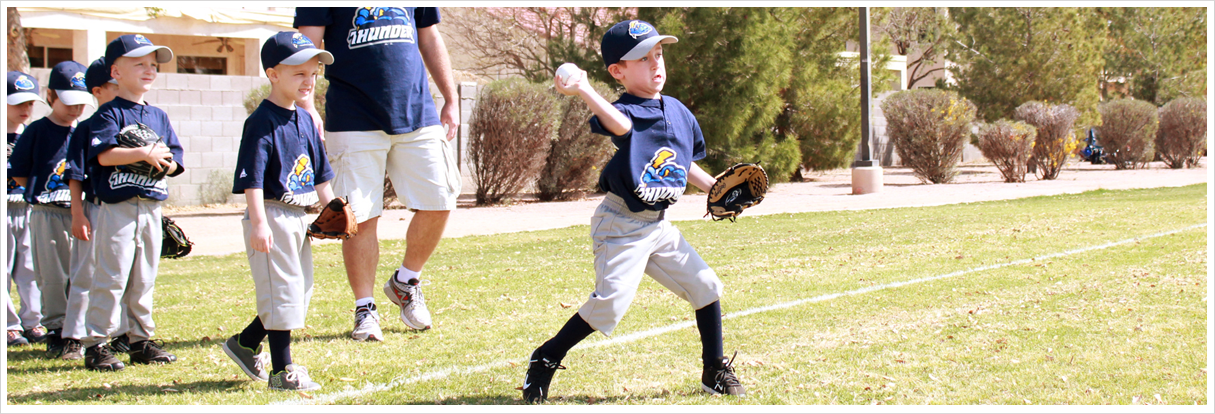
383, 273, 432, 330
269, 364, 322, 391
222, 335, 270, 381
351, 303, 384, 342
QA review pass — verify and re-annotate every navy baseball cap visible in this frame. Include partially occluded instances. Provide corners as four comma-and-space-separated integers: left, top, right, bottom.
48, 60, 94, 107
600, 20, 678, 68
7, 71, 44, 105
105, 34, 174, 68
85, 56, 117, 91
261, 31, 334, 70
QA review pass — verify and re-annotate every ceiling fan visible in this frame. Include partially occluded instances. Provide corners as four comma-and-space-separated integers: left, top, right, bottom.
192, 37, 234, 53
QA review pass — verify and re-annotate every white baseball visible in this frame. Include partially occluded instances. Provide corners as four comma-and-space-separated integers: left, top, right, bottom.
555, 63, 580, 87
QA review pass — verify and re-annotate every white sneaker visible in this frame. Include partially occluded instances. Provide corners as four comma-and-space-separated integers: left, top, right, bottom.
383, 273, 433, 330
351, 304, 384, 341
269, 364, 322, 391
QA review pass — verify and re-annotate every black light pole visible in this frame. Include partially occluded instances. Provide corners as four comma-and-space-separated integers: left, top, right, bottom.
853, 6, 877, 169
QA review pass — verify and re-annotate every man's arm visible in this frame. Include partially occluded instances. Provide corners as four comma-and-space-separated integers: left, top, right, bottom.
297, 25, 327, 138
416, 24, 460, 141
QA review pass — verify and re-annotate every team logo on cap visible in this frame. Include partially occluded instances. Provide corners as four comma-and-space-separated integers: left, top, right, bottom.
347, 7, 414, 49
133, 34, 152, 45
291, 33, 314, 48
13, 75, 35, 91
635, 147, 687, 205
628, 21, 653, 39
71, 72, 87, 89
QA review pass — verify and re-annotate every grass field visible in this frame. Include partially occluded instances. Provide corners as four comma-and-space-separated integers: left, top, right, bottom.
3, 184, 1209, 407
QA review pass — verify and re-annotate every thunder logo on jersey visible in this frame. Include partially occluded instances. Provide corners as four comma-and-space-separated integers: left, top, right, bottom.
35, 159, 71, 206
347, 7, 414, 49
635, 147, 687, 205
281, 154, 318, 207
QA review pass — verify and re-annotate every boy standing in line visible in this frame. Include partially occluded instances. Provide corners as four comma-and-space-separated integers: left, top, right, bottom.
6, 71, 46, 347
522, 20, 745, 403
222, 31, 334, 391
82, 34, 185, 371
9, 61, 93, 358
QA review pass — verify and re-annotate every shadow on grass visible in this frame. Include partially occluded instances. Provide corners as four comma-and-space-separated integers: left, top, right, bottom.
6, 379, 248, 404
395, 388, 713, 406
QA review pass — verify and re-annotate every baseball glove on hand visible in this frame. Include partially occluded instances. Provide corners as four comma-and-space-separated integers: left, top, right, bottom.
706, 163, 768, 222
116, 123, 169, 180
161, 216, 193, 259
308, 197, 358, 240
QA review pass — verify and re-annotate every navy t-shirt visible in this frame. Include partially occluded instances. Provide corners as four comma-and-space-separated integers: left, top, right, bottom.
294, 7, 441, 135
10, 118, 74, 207
66, 114, 98, 201
591, 93, 706, 213
7, 132, 27, 203
232, 100, 334, 207
86, 97, 186, 204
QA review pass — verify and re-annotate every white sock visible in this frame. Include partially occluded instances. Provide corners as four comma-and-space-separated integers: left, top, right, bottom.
355, 297, 375, 308
395, 265, 421, 284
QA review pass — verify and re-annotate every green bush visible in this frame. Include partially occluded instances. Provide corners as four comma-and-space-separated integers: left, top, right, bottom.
1154, 97, 1206, 169
1095, 99, 1158, 170
973, 120, 1037, 183
243, 77, 328, 122
1014, 101, 1080, 180
881, 89, 977, 184
468, 78, 559, 205
537, 80, 619, 202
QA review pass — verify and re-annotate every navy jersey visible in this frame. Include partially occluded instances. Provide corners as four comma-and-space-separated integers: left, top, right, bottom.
232, 100, 334, 207
591, 93, 706, 213
7, 132, 27, 203
86, 97, 186, 204
66, 115, 98, 201
9, 118, 74, 207
294, 7, 441, 135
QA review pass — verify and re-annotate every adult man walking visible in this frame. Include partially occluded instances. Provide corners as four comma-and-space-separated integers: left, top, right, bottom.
294, 7, 461, 341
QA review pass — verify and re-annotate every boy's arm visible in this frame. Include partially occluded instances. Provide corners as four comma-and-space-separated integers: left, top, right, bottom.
554, 70, 632, 136
297, 25, 327, 139
689, 162, 716, 194
315, 181, 335, 206
96, 144, 173, 170
244, 189, 273, 253
69, 179, 90, 241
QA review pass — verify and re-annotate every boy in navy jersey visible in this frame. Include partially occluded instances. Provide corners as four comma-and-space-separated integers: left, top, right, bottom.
9, 60, 93, 358
223, 31, 335, 392
6, 71, 46, 347
522, 20, 745, 403
59, 56, 132, 361
82, 34, 185, 371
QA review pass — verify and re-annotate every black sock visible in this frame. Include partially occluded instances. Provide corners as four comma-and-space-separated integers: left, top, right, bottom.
539, 313, 595, 363
238, 317, 267, 350
696, 301, 724, 368
267, 330, 292, 374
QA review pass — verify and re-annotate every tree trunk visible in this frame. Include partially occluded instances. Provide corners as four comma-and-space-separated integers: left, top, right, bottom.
8, 7, 29, 72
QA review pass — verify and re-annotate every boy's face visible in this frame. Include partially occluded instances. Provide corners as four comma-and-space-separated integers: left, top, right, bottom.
268, 57, 321, 102
7, 101, 34, 125
610, 44, 666, 98
111, 54, 159, 94
50, 94, 86, 121
91, 83, 120, 106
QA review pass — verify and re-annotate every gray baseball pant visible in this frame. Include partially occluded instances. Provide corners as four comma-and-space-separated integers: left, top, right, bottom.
83, 198, 161, 348
7, 202, 42, 330
30, 204, 72, 331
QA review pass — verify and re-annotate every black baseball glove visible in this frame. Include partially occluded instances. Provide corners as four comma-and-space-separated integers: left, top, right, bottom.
116, 123, 170, 180
706, 163, 768, 222
161, 216, 193, 259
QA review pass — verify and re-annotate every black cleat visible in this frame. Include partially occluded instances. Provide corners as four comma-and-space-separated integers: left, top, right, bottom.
702, 351, 746, 396
109, 333, 131, 353
85, 344, 125, 371
60, 338, 84, 360
23, 326, 48, 343
129, 339, 177, 364
522, 348, 565, 403
44, 329, 65, 359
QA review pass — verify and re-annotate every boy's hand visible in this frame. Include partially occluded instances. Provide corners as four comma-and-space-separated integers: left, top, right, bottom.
71, 211, 91, 241
142, 143, 174, 171
251, 221, 273, 253
554, 67, 587, 96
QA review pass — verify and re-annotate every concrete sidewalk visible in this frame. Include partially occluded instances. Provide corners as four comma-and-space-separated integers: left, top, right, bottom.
168, 160, 1210, 257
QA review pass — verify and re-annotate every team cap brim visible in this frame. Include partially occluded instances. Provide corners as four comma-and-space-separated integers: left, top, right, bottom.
279, 49, 334, 67
619, 35, 679, 62
6, 92, 44, 105
123, 46, 174, 64
54, 89, 96, 108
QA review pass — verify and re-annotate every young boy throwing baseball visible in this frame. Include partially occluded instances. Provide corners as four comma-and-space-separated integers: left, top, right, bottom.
222, 31, 335, 392
522, 20, 745, 403
82, 34, 185, 371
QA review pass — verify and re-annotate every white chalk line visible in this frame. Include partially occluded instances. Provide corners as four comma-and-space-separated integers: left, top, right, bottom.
276, 223, 1207, 405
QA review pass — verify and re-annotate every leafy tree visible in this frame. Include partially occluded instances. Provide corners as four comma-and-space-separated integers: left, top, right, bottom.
945, 8, 1106, 129
874, 7, 954, 90
1099, 7, 1206, 105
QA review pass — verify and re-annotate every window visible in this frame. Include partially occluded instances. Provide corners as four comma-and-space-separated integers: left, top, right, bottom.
177, 56, 227, 75
27, 46, 73, 69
